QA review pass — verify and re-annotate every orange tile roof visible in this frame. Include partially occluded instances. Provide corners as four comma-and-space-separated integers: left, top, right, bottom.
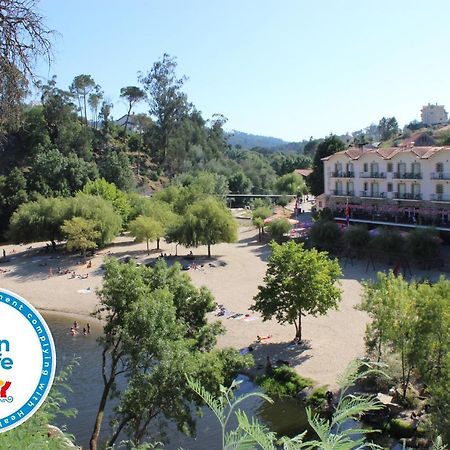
294, 169, 313, 177
322, 145, 450, 161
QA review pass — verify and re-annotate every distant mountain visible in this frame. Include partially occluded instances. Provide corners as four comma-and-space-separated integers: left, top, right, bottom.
226, 130, 289, 149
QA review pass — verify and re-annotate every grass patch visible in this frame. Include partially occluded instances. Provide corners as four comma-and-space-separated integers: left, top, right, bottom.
257, 366, 313, 398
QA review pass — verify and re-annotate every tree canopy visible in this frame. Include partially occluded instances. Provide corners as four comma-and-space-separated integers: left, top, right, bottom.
167, 197, 237, 257
252, 241, 342, 340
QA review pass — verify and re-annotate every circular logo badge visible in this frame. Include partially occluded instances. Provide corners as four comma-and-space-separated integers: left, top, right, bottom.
0, 289, 56, 433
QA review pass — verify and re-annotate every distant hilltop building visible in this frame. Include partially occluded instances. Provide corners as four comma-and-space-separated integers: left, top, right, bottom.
421, 103, 448, 125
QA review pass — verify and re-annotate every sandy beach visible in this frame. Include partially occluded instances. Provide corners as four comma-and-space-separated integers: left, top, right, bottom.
0, 220, 380, 389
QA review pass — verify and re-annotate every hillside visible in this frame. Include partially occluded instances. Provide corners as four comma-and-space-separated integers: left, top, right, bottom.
226, 130, 288, 149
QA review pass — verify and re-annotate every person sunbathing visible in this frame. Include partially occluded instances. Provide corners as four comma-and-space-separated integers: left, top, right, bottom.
256, 335, 272, 342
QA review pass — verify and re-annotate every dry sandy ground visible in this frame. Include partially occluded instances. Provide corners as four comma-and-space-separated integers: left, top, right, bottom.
0, 223, 378, 389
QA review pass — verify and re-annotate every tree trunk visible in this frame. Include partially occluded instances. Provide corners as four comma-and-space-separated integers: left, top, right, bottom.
146, 239, 149, 255
83, 248, 87, 264
90, 378, 114, 450
295, 312, 302, 340
156, 238, 160, 250
124, 103, 132, 132
207, 244, 211, 258
51, 240, 56, 252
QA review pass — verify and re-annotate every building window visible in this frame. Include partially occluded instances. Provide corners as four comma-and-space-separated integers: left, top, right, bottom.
363, 182, 368, 191
436, 184, 444, 194
371, 182, 379, 197
370, 162, 379, 175
387, 183, 393, 192
436, 162, 444, 173
347, 163, 354, 174
398, 162, 406, 175
398, 183, 406, 194
387, 163, 393, 172
412, 162, 421, 175
347, 181, 354, 195
363, 163, 368, 172
335, 162, 342, 173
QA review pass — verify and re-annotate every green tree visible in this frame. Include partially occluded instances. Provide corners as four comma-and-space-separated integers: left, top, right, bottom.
252, 206, 271, 242
8, 196, 71, 249
167, 197, 238, 257
378, 116, 399, 141
82, 178, 132, 225
129, 215, 164, 254
252, 241, 342, 340
70, 74, 97, 123
309, 219, 342, 251
228, 171, 253, 194
274, 172, 306, 195
128, 196, 178, 249
120, 86, 146, 132
88, 85, 103, 129
344, 225, 370, 251
139, 53, 189, 165
308, 135, 345, 196
266, 218, 291, 243
98, 146, 134, 191
61, 216, 100, 262
89, 259, 247, 449
70, 193, 122, 246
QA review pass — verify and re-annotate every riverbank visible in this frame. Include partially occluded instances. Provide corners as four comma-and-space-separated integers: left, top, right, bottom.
1, 226, 371, 388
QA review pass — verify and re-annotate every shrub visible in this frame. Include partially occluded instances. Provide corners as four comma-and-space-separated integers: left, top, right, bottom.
267, 218, 291, 243
312, 207, 334, 222
388, 418, 425, 439
344, 225, 370, 251
370, 228, 405, 257
309, 220, 341, 250
306, 386, 328, 409
258, 366, 313, 397
405, 228, 441, 262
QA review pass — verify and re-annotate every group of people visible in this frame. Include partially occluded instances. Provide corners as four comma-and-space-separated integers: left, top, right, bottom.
70, 321, 91, 336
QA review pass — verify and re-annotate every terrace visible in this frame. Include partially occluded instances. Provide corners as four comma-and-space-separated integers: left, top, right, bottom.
331, 171, 354, 178
359, 172, 386, 179
332, 203, 450, 230
430, 172, 450, 180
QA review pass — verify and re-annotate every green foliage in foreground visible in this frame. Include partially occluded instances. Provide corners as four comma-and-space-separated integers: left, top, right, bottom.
258, 366, 313, 398
0, 362, 77, 449
360, 272, 450, 444
189, 359, 386, 450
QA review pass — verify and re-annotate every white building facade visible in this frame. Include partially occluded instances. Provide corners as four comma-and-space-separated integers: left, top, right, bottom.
321, 145, 450, 229
421, 103, 448, 125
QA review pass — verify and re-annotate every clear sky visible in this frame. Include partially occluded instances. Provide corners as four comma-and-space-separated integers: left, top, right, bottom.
36, 0, 450, 141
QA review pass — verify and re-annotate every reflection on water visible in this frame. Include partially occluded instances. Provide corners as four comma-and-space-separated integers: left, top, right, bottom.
44, 313, 311, 449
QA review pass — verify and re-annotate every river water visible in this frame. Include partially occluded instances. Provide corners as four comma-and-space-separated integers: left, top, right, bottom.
44, 313, 310, 449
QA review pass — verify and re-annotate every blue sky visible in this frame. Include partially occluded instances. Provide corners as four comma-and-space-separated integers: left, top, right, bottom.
36, 0, 450, 141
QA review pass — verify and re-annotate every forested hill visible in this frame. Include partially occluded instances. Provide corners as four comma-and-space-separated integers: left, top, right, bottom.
226, 130, 285, 149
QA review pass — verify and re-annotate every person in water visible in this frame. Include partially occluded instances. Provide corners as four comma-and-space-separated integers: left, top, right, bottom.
87, 323, 91, 334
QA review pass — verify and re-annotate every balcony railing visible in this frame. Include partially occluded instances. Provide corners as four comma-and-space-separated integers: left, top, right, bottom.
359, 172, 386, 178
331, 171, 354, 178
331, 190, 354, 196
430, 194, 450, 202
360, 191, 386, 199
430, 172, 450, 180
393, 172, 422, 179
394, 192, 422, 200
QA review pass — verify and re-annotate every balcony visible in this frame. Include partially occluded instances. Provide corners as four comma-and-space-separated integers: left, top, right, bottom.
360, 191, 386, 199
393, 172, 422, 180
430, 194, 450, 202
331, 190, 354, 197
359, 172, 386, 179
430, 172, 450, 180
394, 192, 422, 200
331, 171, 354, 178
